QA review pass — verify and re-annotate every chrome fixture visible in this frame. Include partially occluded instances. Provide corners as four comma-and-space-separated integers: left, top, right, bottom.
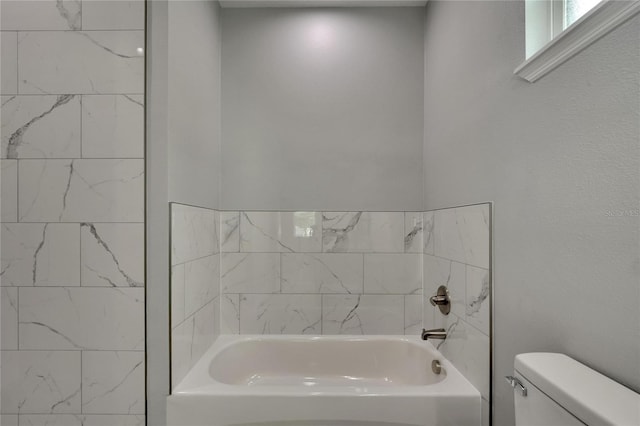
431, 360, 442, 375
429, 285, 451, 315
421, 328, 447, 341
505, 376, 528, 397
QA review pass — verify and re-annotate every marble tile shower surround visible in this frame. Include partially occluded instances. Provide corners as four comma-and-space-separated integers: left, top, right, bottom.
0, 1, 145, 424
423, 204, 491, 409
171, 203, 220, 389
220, 211, 425, 335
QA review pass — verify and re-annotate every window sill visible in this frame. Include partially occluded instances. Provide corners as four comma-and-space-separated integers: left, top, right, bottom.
515, 0, 640, 83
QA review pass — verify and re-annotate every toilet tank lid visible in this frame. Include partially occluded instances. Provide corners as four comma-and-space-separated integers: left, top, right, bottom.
515, 353, 640, 426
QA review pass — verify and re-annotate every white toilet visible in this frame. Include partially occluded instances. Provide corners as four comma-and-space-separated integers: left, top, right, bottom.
510, 353, 640, 425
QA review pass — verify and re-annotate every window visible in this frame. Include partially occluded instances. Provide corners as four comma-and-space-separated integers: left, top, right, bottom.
516, 0, 640, 82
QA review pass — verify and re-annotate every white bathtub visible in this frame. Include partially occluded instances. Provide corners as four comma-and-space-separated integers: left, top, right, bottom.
167, 335, 481, 426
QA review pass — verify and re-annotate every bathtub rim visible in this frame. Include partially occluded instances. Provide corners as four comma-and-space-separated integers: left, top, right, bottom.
172, 334, 480, 399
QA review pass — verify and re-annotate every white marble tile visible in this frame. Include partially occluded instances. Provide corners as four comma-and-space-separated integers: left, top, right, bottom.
434, 204, 490, 269
423, 211, 435, 255
322, 212, 404, 253
81, 223, 144, 287
171, 264, 185, 329
466, 265, 490, 336
17, 415, 82, 426
404, 294, 423, 335
0, 0, 81, 30
171, 315, 194, 389
423, 256, 435, 330
281, 253, 363, 294
19, 287, 144, 350
171, 300, 217, 388
436, 315, 490, 400
239, 211, 322, 253
18, 159, 144, 222
1, 32, 18, 95
78, 415, 145, 426
184, 254, 219, 318
1, 159, 18, 221
0, 415, 18, 426
481, 398, 490, 426
322, 295, 404, 335
82, 351, 145, 414
1, 223, 80, 286
18, 31, 144, 95
171, 204, 218, 265
82, 1, 145, 30
81, 95, 143, 159
423, 255, 466, 318
221, 253, 280, 294
1, 287, 18, 349
0, 351, 80, 414
364, 254, 421, 294
1, 95, 80, 159
404, 212, 423, 253
220, 211, 240, 253
239, 294, 321, 334
220, 294, 240, 334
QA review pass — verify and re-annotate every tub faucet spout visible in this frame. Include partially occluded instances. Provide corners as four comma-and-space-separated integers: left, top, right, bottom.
421, 328, 446, 341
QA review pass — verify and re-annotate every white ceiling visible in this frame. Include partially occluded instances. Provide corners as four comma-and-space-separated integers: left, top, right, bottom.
219, 0, 428, 8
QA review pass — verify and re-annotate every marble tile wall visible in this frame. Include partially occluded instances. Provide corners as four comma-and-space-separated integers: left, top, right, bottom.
423, 203, 491, 422
0, 1, 145, 424
170, 203, 220, 389
220, 211, 424, 335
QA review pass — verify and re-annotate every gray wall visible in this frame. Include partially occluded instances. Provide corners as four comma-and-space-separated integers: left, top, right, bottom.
221, 8, 424, 211
422, 2, 639, 425
168, 0, 222, 209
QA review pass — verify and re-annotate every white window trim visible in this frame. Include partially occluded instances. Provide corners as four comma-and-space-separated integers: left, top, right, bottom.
515, 0, 640, 83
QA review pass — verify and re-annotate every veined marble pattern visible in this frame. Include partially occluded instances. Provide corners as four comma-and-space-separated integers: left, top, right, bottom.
1, 223, 80, 287
81, 351, 145, 414
170, 204, 220, 390
404, 212, 423, 253
239, 294, 321, 334
81, 95, 144, 159
1, 95, 81, 159
221, 253, 280, 294
18, 31, 144, 95
1, 32, 18, 95
18, 159, 144, 222
1, 160, 18, 221
239, 211, 322, 253
364, 254, 421, 294
0, 350, 81, 414
423, 203, 491, 405
184, 254, 219, 318
0, 1, 146, 421
423, 211, 435, 255
465, 265, 490, 335
322, 212, 404, 253
281, 253, 363, 294
322, 294, 404, 335
14, 414, 145, 426
433, 204, 490, 269
220, 294, 240, 334
80, 223, 144, 287
436, 314, 490, 400
1, 0, 81, 31
1, 287, 18, 349
18, 287, 144, 350
171, 299, 218, 388
82, 0, 146, 31
220, 211, 240, 252
423, 254, 466, 319
171, 203, 218, 265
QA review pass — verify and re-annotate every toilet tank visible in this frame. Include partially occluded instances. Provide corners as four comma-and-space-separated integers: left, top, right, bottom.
513, 353, 640, 426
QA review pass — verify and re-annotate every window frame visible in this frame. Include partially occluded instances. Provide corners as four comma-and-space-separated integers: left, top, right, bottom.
515, 0, 640, 82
